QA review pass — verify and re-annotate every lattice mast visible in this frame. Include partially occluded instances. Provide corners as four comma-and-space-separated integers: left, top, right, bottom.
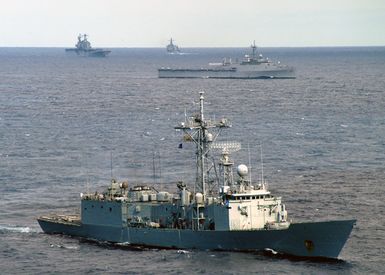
175, 92, 231, 198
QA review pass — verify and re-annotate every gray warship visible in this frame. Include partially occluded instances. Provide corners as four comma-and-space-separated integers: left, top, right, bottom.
166, 38, 181, 54
159, 42, 295, 79
65, 34, 111, 57
38, 92, 355, 259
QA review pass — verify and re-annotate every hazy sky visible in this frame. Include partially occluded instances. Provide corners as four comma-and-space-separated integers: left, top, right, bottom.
1, 0, 385, 47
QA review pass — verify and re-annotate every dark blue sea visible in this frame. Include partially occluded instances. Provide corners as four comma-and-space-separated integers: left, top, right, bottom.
1, 47, 384, 274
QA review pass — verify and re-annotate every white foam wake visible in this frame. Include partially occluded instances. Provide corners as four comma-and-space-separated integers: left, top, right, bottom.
0, 224, 33, 233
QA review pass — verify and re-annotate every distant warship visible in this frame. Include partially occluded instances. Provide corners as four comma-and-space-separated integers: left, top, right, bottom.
65, 34, 111, 57
166, 38, 181, 54
159, 42, 295, 79
38, 92, 354, 259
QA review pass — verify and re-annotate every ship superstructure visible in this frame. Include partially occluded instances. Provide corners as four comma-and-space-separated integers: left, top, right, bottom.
65, 34, 111, 57
38, 92, 355, 259
159, 42, 295, 79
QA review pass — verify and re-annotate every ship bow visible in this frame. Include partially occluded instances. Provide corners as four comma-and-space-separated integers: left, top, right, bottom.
276, 219, 356, 258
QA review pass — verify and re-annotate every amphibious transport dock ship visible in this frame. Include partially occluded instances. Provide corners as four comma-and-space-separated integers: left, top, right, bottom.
159, 42, 295, 79
38, 92, 354, 259
65, 34, 111, 57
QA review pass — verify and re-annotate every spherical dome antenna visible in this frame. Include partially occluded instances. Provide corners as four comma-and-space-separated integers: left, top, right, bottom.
237, 164, 248, 177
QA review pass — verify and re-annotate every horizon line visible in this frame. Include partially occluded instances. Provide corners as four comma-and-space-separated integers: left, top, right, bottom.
1, 45, 384, 49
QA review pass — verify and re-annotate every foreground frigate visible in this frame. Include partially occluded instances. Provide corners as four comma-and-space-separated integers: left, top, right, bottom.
159, 42, 295, 79
38, 92, 354, 259
65, 34, 111, 57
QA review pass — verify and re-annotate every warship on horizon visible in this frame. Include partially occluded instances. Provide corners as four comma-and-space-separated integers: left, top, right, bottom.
38, 92, 354, 259
166, 38, 181, 54
159, 42, 295, 79
65, 34, 111, 57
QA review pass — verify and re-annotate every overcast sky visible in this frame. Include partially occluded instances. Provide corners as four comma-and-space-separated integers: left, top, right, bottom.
1, 0, 384, 47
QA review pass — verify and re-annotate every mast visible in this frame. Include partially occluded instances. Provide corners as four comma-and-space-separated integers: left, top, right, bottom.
251, 40, 257, 60
198, 92, 206, 196
175, 92, 231, 198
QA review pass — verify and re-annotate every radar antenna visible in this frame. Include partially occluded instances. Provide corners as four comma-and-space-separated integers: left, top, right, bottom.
210, 141, 241, 153
175, 92, 231, 198
211, 141, 241, 188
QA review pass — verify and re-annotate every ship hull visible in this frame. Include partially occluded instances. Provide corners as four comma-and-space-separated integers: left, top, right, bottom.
158, 67, 295, 79
38, 218, 355, 259
65, 48, 111, 57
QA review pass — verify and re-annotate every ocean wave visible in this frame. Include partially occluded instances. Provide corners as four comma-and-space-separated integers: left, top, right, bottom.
0, 224, 34, 234
177, 249, 191, 254
49, 243, 79, 250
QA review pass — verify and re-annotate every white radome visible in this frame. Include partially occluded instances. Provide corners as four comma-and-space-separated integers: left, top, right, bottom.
237, 164, 248, 177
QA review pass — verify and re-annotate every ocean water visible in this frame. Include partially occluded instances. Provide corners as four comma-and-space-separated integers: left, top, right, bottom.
0, 47, 384, 274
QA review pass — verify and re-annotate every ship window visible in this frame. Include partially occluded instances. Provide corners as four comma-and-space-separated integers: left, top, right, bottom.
101, 205, 103, 209
109, 207, 112, 212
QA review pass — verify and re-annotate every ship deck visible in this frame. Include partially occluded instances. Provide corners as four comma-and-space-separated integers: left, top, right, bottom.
38, 214, 81, 226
